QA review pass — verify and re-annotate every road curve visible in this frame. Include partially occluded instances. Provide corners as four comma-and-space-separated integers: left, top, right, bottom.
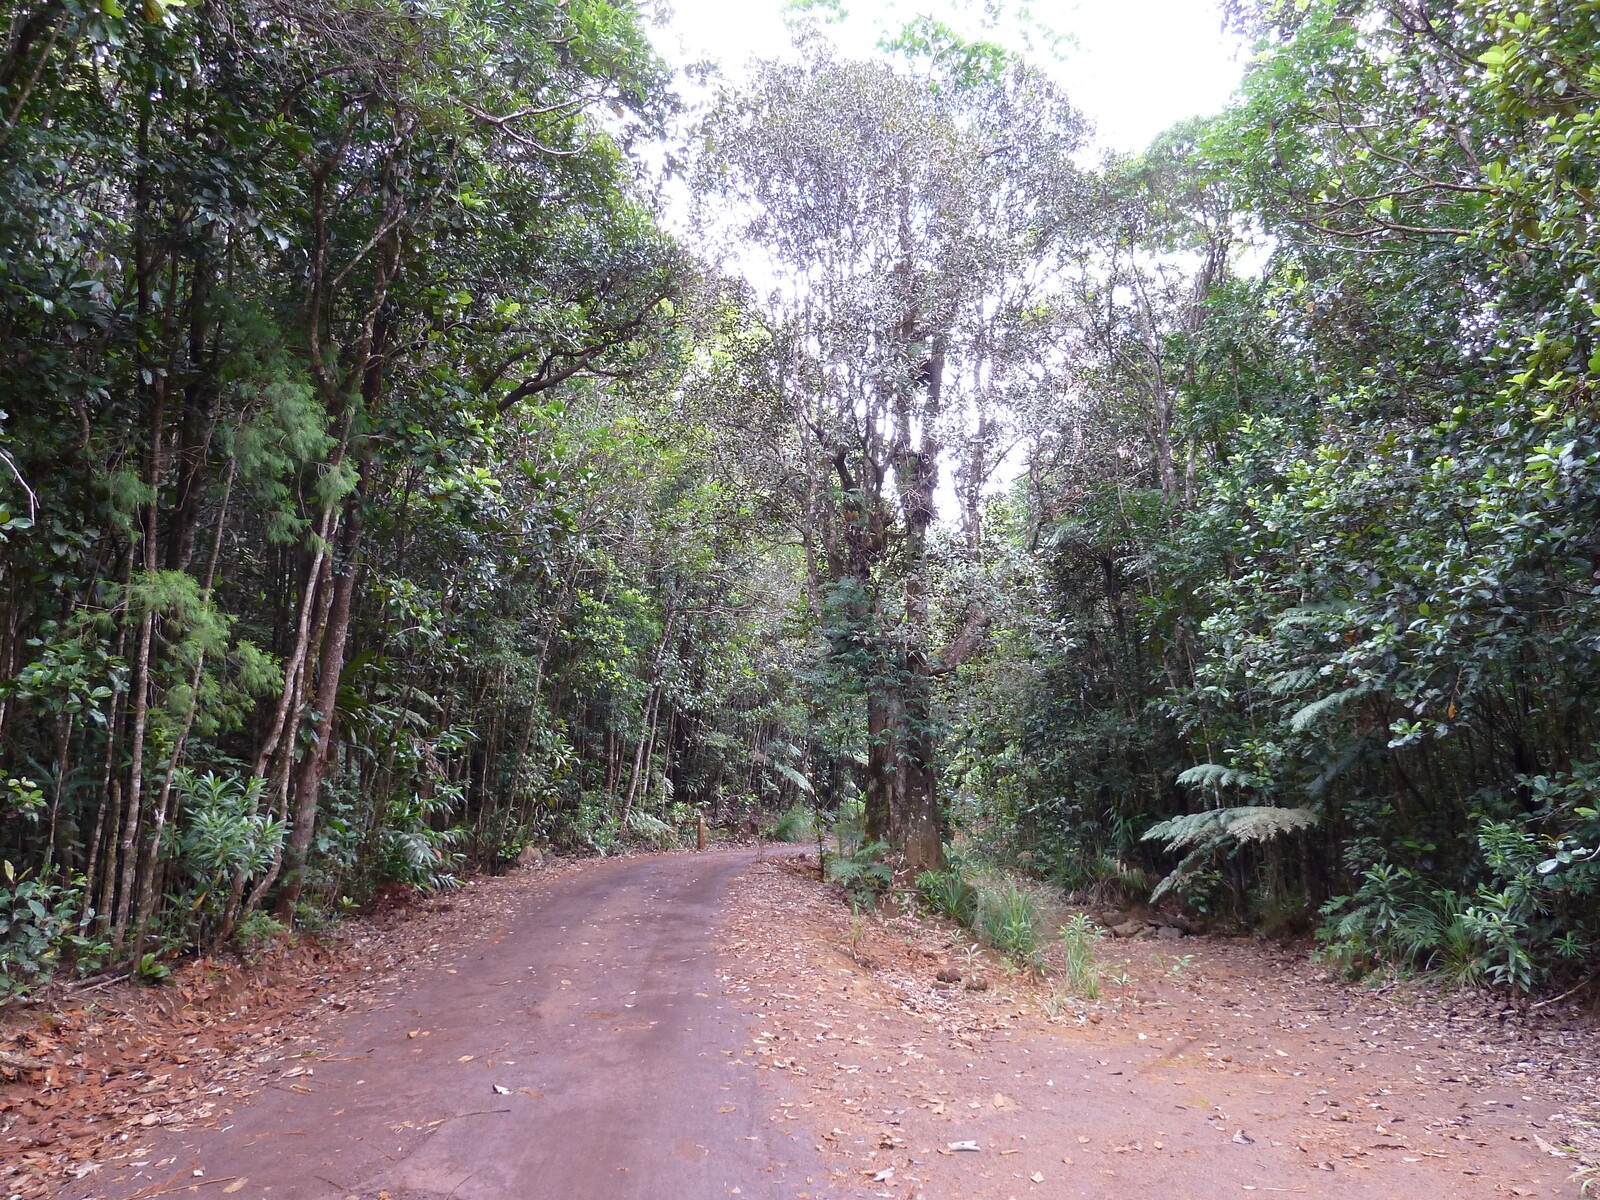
74, 849, 833, 1200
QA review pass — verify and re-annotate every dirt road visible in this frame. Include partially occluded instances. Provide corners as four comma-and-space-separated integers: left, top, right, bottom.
70, 848, 843, 1200
717, 859, 1597, 1200
36, 848, 1597, 1200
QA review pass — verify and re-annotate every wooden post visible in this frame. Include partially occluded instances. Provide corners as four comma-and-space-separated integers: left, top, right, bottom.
696, 813, 707, 852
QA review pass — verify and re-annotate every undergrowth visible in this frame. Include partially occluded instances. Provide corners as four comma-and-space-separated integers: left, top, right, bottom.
826, 839, 892, 908
768, 801, 816, 844
915, 851, 1092, 981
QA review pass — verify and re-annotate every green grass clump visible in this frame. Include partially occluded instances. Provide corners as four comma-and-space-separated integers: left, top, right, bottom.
916, 868, 978, 926
976, 877, 1043, 969
1059, 912, 1102, 999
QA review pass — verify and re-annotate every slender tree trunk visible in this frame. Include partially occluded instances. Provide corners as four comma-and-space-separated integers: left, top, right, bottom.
274, 468, 365, 921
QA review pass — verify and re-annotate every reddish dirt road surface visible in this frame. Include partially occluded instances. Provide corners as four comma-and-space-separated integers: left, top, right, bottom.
64, 848, 848, 1200
20, 847, 1598, 1200
716, 859, 1599, 1200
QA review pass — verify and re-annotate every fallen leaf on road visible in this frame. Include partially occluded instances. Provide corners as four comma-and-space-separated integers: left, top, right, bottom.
223, 1182, 247, 1194
492, 1085, 510, 1095
1030, 1172, 1045, 1183
457, 1055, 474, 1063
948, 1140, 981, 1152
1233, 1130, 1256, 1144
719, 1105, 737, 1113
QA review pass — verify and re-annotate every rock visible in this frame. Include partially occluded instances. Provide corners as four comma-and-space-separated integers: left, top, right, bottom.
964, 974, 990, 991
1156, 925, 1186, 940
1111, 920, 1148, 939
517, 846, 549, 870
935, 967, 963, 983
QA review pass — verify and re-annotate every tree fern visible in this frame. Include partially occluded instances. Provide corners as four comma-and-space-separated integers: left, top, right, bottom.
1142, 806, 1319, 902
1289, 684, 1371, 734
1175, 763, 1264, 792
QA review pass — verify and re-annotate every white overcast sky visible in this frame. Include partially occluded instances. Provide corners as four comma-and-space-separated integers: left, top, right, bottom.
647, 0, 1246, 156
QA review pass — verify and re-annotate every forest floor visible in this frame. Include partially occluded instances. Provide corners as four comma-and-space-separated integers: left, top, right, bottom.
0, 847, 1595, 1200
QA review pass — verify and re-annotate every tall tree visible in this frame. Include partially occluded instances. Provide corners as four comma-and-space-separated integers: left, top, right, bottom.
699, 46, 1087, 867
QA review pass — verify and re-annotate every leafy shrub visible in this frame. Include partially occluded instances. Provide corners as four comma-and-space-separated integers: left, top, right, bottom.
826, 839, 892, 907
0, 863, 106, 998
172, 770, 282, 884
626, 810, 681, 850
234, 909, 285, 956
831, 796, 866, 855
1319, 864, 1494, 986
378, 786, 465, 891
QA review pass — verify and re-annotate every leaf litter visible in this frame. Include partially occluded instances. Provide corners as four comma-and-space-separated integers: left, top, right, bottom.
715, 853, 1600, 1199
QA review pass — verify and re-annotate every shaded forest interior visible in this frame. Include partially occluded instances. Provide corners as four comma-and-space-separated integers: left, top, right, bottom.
1, 0, 1598, 1000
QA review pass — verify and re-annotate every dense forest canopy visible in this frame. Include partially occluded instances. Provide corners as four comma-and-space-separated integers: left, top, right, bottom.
1, 0, 1597, 997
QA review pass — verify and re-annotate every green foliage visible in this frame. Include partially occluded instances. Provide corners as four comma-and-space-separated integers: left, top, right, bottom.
916, 867, 978, 926
172, 771, 281, 886
378, 791, 465, 894
625, 811, 682, 851
0, 863, 105, 997
1142, 807, 1319, 904
1058, 913, 1102, 1000
826, 840, 893, 908
831, 796, 867, 855
768, 802, 816, 844
1319, 865, 1487, 986
936, 0, 1600, 993
974, 877, 1043, 971
233, 910, 285, 957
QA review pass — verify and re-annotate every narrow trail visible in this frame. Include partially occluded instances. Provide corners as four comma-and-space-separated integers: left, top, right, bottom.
69, 849, 839, 1200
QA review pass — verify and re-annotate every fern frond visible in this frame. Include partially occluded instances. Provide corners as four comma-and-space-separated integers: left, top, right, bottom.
1143, 806, 1320, 902
1265, 667, 1319, 696
1176, 763, 1263, 792
1142, 808, 1235, 852
774, 761, 814, 794
1289, 685, 1371, 734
